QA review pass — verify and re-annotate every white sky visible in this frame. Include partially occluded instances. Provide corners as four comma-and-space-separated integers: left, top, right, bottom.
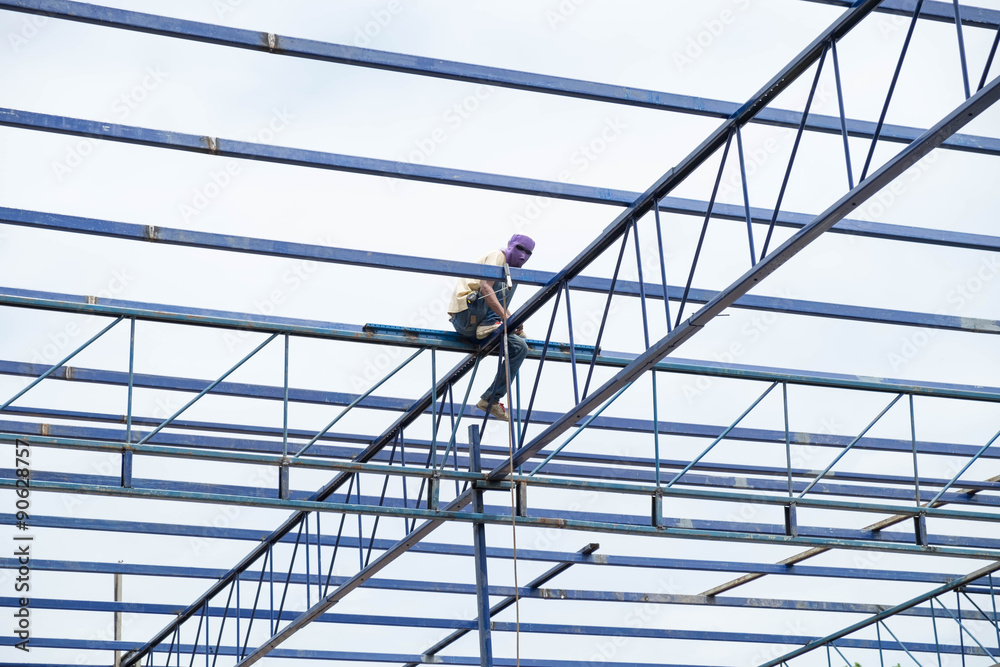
2, 1, 1000, 666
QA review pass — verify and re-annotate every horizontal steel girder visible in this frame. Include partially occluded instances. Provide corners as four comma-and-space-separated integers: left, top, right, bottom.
7, 476, 1000, 559
7, 431, 1000, 516
0, 598, 995, 658
2, 543, 990, 589
803, 0, 1000, 28
0, 1, 998, 154
4, 207, 1000, 335
4, 289, 1000, 401
4, 404, 1000, 496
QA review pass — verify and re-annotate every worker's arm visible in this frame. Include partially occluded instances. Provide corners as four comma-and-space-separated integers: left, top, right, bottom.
480, 280, 525, 336
479, 280, 509, 320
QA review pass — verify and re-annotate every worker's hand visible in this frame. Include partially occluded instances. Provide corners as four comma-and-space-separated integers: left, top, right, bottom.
514, 324, 525, 337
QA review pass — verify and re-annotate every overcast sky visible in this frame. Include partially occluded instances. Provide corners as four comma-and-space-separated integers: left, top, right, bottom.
3, 1, 1000, 666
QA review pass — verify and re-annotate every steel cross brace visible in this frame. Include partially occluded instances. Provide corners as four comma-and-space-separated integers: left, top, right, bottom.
1, 0, 998, 155
120, 354, 478, 666
760, 560, 1000, 666
492, 72, 1000, 479
118, 2, 974, 661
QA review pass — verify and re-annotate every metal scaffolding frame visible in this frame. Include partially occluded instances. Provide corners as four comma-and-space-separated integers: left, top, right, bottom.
2, 0, 1000, 665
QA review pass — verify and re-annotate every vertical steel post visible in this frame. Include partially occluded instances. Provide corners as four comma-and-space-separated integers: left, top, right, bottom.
675, 132, 733, 325
831, 38, 855, 189
114, 571, 123, 667
282, 334, 289, 457
735, 126, 757, 265
468, 424, 494, 667
123, 317, 135, 489
860, 0, 925, 181
991, 574, 1000, 649
563, 281, 580, 404
652, 198, 673, 333
952, 0, 971, 99
760, 45, 828, 258
632, 220, 651, 349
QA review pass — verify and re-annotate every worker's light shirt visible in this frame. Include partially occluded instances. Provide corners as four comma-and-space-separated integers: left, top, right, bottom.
447, 250, 507, 314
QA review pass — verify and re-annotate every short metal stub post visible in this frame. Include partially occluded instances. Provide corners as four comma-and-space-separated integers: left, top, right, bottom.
429, 474, 440, 512
516, 481, 528, 517
121, 448, 133, 489
914, 513, 928, 546
278, 458, 290, 500
652, 493, 663, 528
784, 503, 798, 537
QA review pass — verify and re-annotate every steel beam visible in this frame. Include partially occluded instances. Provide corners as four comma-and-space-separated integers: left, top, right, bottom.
802, 0, 1000, 28
495, 71, 1000, 478
1, 1, 998, 156
760, 560, 1000, 666
9, 477, 1000, 559
120, 354, 477, 665
5, 208, 1000, 336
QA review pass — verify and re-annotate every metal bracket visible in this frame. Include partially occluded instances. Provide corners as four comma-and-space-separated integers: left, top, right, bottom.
516, 480, 528, 517
278, 458, 290, 500
652, 492, 663, 528
915, 513, 928, 546
784, 503, 798, 537
120, 448, 133, 489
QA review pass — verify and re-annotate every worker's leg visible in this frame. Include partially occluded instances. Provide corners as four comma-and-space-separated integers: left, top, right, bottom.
480, 333, 527, 403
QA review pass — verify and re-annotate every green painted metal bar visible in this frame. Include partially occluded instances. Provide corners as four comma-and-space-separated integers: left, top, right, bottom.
0, 315, 122, 412
135, 333, 278, 446
760, 561, 1000, 666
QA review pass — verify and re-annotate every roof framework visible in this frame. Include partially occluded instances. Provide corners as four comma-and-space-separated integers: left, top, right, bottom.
1, 1, 1000, 666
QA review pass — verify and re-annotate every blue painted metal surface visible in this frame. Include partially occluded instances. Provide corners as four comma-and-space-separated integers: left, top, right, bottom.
2, 1, 998, 663
495, 73, 1000, 479
2, 0, 999, 156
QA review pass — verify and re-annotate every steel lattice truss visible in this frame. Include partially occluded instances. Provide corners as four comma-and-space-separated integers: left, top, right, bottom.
1, 0, 1000, 666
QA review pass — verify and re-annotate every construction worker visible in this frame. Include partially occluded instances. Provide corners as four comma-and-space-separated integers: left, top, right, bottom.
448, 234, 535, 421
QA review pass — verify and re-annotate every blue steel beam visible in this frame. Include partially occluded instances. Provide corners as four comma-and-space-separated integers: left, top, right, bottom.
5, 407, 1000, 501
2, 628, 995, 662
803, 0, 1000, 28
1, 597, 998, 659
9, 431, 1000, 521
5, 208, 1000, 336
761, 560, 1000, 666
8, 476, 1000, 558
15, 464, 1000, 549
8, 417, 1000, 508
1, 0, 998, 155
0, 353, 1000, 461
5, 549, 991, 591
6, 586, 997, 623
5, 289, 1000, 402
494, 67, 1000, 479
